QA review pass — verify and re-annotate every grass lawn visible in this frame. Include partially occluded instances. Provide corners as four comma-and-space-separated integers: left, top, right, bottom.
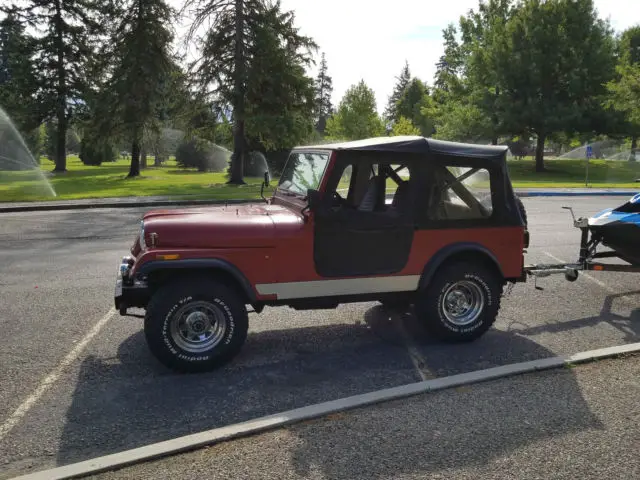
1, 155, 639, 203
0, 156, 269, 202
508, 157, 640, 188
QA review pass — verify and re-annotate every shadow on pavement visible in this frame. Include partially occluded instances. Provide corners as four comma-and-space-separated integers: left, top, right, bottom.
287, 365, 603, 479
57, 304, 594, 467
508, 290, 640, 344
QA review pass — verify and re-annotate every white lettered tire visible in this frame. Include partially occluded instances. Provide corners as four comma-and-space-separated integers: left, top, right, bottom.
144, 278, 248, 373
415, 261, 503, 342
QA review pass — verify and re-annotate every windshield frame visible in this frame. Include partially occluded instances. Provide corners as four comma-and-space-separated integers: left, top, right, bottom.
277, 149, 332, 197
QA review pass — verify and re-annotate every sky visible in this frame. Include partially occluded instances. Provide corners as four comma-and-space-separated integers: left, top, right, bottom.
173, 0, 640, 113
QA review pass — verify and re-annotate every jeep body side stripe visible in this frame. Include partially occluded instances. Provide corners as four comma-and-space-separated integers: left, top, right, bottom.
255, 275, 421, 300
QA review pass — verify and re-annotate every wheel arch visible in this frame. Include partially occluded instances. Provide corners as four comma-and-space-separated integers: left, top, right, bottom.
137, 258, 257, 304
419, 243, 505, 290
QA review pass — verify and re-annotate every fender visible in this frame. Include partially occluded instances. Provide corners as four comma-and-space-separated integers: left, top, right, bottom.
137, 258, 257, 303
418, 242, 504, 290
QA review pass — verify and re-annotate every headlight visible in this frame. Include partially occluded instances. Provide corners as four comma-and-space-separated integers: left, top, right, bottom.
139, 221, 146, 250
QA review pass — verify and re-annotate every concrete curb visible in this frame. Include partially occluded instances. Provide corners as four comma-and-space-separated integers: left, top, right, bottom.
0, 198, 253, 213
516, 191, 636, 197
11, 342, 640, 480
1, 190, 638, 213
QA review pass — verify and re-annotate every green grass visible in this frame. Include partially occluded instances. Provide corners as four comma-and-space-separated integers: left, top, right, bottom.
1, 155, 640, 203
0, 156, 270, 202
508, 157, 640, 188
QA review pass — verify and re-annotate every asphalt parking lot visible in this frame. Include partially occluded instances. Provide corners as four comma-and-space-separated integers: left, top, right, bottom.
1, 196, 639, 478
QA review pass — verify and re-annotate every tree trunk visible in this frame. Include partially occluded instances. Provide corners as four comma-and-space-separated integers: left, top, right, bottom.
140, 145, 147, 169
52, 0, 67, 172
228, 0, 246, 185
535, 131, 546, 172
129, 138, 141, 177
630, 135, 637, 162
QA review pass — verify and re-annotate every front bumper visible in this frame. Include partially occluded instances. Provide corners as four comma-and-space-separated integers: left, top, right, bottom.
114, 256, 150, 314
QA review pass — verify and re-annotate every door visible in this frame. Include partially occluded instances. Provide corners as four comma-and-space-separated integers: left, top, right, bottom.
313, 158, 415, 277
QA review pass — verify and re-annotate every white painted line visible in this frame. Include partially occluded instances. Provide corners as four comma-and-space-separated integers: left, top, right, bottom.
393, 312, 432, 381
0, 309, 115, 443
13, 341, 640, 480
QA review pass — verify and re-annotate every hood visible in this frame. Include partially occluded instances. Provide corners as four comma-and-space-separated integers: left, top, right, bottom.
140, 202, 302, 249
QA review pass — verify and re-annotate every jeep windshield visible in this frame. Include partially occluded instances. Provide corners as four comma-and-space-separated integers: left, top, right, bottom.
278, 152, 330, 196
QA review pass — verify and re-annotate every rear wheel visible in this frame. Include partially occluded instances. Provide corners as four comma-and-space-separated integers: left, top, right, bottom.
144, 277, 248, 373
415, 261, 502, 342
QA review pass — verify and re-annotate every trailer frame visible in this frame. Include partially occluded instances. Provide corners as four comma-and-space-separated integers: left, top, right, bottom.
523, 206, 640, 282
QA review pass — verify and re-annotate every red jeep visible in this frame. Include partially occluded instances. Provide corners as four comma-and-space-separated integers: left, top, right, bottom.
115, 136, 529, 373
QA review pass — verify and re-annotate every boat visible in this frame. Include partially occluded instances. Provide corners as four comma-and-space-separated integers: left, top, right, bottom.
588, 193, 640, 265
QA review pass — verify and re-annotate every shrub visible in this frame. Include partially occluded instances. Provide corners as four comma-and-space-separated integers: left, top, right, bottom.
79, 137, 117, 166
175, 138, 230, 172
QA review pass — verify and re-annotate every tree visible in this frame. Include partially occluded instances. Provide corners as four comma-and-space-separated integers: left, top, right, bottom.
325, 80, 385, 140
396, 78, 435, 136
495, 0, 616, 171
390, 117, 420, 136
433, 24, 464, 99
458, 0, 514, 146
99, 0, 175, 177
5, 0, 111, 172
383, 60, 411, 124
606, 25, 640, 160
243, 4, 316, 153
185, 0, 315, 184
0, 10, 41, 143
606, 64, 640, 159
314, 52, 333, 134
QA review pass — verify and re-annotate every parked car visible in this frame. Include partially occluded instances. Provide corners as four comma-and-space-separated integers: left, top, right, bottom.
115, 136, 529, 373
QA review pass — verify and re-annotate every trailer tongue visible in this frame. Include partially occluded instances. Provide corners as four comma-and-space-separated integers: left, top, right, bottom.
525, 194, 640, 283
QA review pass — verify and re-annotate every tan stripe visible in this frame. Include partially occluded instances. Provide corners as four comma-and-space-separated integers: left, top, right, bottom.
256, 275, 420, 300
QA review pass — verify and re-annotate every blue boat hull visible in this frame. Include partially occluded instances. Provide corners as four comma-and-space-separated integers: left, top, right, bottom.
588, 193, 640, 265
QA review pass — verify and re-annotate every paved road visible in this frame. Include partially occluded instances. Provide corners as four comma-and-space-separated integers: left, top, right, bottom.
91, 355, 640, 480
1, 197, 639, 478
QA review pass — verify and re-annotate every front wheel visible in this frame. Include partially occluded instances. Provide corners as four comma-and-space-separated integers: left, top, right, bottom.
144, 278, 248, 373
415, 261, 503, 342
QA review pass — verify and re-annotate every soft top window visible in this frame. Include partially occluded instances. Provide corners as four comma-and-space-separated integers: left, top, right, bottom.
278, 152, 330, 195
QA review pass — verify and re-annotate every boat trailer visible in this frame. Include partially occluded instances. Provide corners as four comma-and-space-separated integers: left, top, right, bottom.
524, 206, 640, 284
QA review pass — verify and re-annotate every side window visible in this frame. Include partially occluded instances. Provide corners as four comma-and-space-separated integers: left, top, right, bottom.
386, 164, 411, 208
429, 165, 493, 220
330, 161, 413, 215
336, 165, 352, 199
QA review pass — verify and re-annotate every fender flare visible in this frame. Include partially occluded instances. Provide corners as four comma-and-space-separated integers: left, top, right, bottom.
418, 242, 504, 290
137, 258, 256, 303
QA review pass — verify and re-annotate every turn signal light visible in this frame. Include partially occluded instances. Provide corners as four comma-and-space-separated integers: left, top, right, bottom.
156, 254, 180, 260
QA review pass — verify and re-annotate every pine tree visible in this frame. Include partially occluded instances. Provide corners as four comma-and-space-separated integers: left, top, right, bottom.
433, 24, 463, 99
314, 52, 333, 134
185, 0, 316, 183
4, 0, 111, 172
0, 10, 40, 138
101, 0, 175, 177
383, 60, 411, 124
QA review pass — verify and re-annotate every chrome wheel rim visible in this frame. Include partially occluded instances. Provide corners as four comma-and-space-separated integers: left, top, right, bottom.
441, 280, 485, 326
169, 301, 227, 353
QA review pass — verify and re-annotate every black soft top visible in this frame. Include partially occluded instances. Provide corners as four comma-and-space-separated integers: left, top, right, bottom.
297, 136, 509, 161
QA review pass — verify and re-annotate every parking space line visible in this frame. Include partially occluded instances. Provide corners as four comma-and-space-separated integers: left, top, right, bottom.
544, 251, 614, 292
0, 309, 116, 443
394, 313, 433, 381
